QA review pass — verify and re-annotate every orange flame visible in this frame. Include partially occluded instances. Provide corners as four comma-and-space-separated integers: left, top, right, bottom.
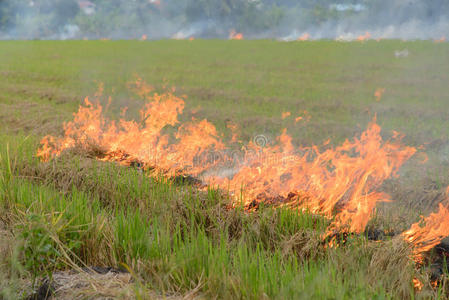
207, 121, 416, 233
374, 88, 385, 102
357, 32, 371, 41
295, 110, 310, 123
435, 36, 446, 43
229, 30, 243, 40
140, 34, 147, 41
413, 278, 423, 291
402, 196, 449, 263
37, 80, 224, 177
281, 112, 291, 119
298, 33, 310, 41
226, 122, 240, 143
38, 79, 416, 234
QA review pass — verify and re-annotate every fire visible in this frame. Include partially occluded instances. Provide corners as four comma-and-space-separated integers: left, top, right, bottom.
295, 110, 310, 123
357, 32, 371, 41
374, 88, 385, 102
38, 79, 416, 234
189, 37, 195, 41
281, 112, 291, 119
37, 80, 224, 177
207, 120, 416, 233
229, 30, 243, 40
435, 36, 446, 43
140, 34, 147, 41
298, 33, 310, 41
402, 196, 449, 264
226, 122, 240, 143
413, 278, 423, 291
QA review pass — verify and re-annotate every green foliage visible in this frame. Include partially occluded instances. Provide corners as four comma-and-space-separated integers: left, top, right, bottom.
19, 214, 64, 280
115, 209, 152, 261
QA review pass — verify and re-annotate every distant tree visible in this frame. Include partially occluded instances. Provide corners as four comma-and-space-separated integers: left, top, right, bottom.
239, 3, 285, 32
1, 0, 449, 39
0, 0, 15, 31
53, 0, 80, 24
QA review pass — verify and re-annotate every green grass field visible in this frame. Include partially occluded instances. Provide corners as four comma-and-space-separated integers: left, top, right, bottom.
1, 40, 449, 299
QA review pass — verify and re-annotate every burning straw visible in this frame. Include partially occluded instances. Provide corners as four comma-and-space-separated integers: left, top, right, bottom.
402, 195, 449, 265
38, 78, 417, 236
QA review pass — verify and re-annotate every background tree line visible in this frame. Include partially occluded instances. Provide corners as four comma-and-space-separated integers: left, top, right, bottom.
1, 0, 448, 39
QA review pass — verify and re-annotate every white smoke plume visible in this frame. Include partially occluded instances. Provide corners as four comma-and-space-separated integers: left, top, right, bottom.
0, 0, 448, 40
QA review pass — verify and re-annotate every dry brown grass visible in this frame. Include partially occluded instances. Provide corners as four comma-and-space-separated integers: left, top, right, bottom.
41, 270, 134, 300
367, 238, 416, 299
27, 269, 206, 300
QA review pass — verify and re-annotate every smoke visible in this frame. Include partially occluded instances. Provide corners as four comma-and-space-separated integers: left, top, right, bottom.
0, 0, 448, 40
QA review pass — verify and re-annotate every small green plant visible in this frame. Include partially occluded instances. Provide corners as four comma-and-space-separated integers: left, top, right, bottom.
18, 214, 61, 284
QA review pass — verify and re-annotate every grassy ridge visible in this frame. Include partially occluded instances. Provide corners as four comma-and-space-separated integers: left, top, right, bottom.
1, 40, 449, 298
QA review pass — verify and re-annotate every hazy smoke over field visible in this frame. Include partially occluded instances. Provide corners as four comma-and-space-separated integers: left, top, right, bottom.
0, 0, 448, 40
